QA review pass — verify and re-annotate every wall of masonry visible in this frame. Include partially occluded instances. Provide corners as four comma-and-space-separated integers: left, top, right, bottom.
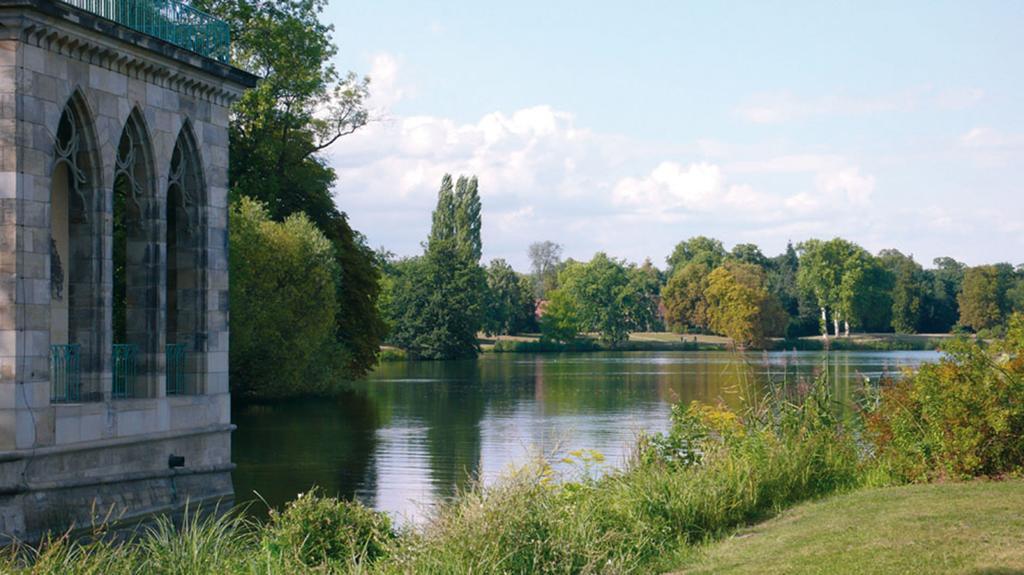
0, 1, 254, 540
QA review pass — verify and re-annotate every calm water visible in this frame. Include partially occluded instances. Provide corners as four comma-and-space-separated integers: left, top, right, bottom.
232, 350, 939, 522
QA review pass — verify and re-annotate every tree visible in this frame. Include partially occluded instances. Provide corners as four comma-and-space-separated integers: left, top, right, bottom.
921, 257, 966, 333
622, 259, 663, 332
797, 239, 850, 338
662, 262, 711, 333
383, 176, 486, 359
229, 198, 339, 400
540, 289, 581, 343
528, 241, 563, 299
729, 243, 768, 267
767, 242, 818, 337
454, 176, 482, 261
557, 254, 634, 345
838, 249, 892, 334
958, 265, 1013, 331
194, 0, 385, 378
484, 259, 534, 335
666, 236, 726, 276
704, 262, 787, 349
879, 250, 926, 334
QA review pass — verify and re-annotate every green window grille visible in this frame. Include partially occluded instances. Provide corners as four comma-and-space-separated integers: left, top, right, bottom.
50, 344, 82, 403
112, 343, 139, 398
58, 0, 231, 63
166, 343, 187, 395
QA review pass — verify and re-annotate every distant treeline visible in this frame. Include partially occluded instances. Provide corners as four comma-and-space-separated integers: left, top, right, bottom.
381, 178, 1024, 356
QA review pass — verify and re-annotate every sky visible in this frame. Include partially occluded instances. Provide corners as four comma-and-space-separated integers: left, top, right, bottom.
319, 0, 1024, 272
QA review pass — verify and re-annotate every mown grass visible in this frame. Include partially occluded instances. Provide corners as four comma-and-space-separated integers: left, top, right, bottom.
674, 480, 1024, 575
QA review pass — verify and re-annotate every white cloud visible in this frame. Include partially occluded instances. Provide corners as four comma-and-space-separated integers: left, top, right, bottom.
735, 86, 983, 124
327, 63, 1018, 268
367, 53, 407, 112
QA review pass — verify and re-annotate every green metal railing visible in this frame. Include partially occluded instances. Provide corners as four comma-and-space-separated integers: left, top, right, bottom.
50, 344, 82, 403
112, 343, 139, 398
58, 0, 231, 63
165, 343, 187, 395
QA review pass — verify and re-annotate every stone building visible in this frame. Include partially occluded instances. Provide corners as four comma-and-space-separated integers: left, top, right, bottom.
0, 0, 255, 541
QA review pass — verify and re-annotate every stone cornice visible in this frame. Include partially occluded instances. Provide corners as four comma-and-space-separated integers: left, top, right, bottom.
0, 0, 258, 106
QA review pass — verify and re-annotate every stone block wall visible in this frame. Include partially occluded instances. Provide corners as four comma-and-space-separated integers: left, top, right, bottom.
0, 0, 256, 541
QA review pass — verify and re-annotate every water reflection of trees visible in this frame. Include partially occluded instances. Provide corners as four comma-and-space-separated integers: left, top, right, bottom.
231, 390, 381, 516
234, 351, 935, 520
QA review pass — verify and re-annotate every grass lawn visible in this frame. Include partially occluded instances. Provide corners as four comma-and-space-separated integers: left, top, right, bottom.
672, 480, 1024, 575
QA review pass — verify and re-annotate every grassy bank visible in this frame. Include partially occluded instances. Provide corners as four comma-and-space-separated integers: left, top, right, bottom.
7, 318, 1022, 574
674, 480, 1024, 574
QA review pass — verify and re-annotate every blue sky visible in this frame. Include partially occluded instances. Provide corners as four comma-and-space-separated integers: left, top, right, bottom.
321, 1, 1024, 271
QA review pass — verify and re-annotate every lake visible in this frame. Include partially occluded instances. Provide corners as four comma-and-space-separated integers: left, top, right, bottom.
232, 350, 939, 522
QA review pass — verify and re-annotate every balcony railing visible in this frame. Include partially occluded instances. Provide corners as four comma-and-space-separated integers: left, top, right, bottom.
50, 344, 82, 403
165, 343, 187, 395
58, 0, 231, 63
112, 343, 139, 398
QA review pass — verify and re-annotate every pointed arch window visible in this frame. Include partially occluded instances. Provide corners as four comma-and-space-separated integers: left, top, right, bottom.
50, 92, 103, 403
112, 110, 159, 399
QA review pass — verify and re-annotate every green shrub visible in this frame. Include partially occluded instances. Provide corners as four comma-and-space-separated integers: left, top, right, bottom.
262, 488, 394, 568
866, 314, 1024, 481
230, 197, 341, 400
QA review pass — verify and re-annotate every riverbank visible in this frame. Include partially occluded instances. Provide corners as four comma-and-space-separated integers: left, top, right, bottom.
481, 331, 950, 354
673, 480, 1024, 574
379, 331, 950, 361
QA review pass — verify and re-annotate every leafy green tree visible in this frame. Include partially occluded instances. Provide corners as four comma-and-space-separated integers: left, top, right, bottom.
958, 265, 1014, 331
767, 242, 818, 337
666, 236, 727, 276
921, 257, 966, 333
880, 250, 926, 333
838, 249, 892, 334
662, 262, 711, 333
729, 243, 769, 267
383, 176, 486, 359
796, 239, 849, 338
430, 175, 457, 247
528, 241, 563, 299
704, 262, 787, 348
229, 198, 339, 400
622, 259, 663, 332
557, 254, 634, 345
1009, 273, 1024, 316
194, 0, 385, 378
455, 176, 483, 261
484, 259, 534, 335
540, 288, 582, 343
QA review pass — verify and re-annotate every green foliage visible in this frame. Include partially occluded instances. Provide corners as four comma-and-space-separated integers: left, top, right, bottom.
880, 250, 926, 333
454, 176, 483, 262
622, 259, 663, 332
381, 175, 486, 359
555, 253, 645, 345
483, 259, 535, 335
539, 288, 582, 343
262, 488, 394, 568
958, 264, 1014, 331
229, 197, 340, 400
662, 262, 711, 333
704, 262, 787, 348
666, 236, 727, 276
838, 248, 892, 332
865, 314, 1024, 481
194, 0, 386, 380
